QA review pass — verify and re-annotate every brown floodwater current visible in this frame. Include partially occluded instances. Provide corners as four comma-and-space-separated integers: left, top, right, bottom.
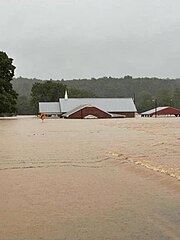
0, 116, 180, 240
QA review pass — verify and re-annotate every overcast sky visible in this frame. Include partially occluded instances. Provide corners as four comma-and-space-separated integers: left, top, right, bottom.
0, 0, 180, 79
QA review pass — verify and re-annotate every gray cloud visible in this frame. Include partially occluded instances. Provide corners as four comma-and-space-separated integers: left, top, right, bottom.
0, 0, 180, 79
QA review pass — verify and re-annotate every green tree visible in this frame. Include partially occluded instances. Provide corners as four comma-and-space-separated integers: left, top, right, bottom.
16, 95, 34, 115
68, 87, 96, 98
31, 80, 97, 114
31, 80, 66, 114
157, 88, 172, 106
136, 91, 154, 113
0, 51, 18, 115
173, 88, 180, 109
124, 75, 133, 80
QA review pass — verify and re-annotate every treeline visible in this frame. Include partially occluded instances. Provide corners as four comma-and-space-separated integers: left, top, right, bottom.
31, 80, 95, 114
65, 76, 180, 98
0, 51, 17, 116
13, 79, 96, 115
12, 76, 180, 114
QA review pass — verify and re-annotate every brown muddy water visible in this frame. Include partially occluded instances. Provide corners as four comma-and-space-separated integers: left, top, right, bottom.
0, 116, 180, 240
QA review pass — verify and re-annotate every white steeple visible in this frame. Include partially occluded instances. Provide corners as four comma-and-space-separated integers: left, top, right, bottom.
65, 89, 68, 100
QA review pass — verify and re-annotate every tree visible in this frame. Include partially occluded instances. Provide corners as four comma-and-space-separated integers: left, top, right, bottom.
31, 80, 66, 114
173, 88, 180, 109
16, 95, 34, 115
124, 75, 133, 80
68, 87, 96, 98
136, 91, 154, 113
0, 51, 18, 115
31, 80, 97, 114
157, 88, 173, 106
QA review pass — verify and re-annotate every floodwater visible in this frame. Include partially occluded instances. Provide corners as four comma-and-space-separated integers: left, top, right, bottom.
0, 116, 180, 240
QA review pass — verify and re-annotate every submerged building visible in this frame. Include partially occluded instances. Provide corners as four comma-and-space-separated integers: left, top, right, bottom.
141, 106, 180, 117
39, 94, 137, 119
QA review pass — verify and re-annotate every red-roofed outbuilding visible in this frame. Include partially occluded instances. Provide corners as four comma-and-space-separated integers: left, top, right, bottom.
141, 106, 180, 117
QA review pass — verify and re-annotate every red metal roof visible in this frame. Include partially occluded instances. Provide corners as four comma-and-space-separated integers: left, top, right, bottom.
141, 106, 180, 116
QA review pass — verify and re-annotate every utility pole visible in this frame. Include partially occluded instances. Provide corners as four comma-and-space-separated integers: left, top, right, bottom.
133, 93, 136, 105
154, 98, 157, 118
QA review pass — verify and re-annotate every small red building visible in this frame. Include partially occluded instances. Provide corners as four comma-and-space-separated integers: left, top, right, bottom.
141, 106, 180, 117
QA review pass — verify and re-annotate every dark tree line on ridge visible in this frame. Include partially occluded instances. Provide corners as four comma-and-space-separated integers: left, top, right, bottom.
12, 76, 180, 115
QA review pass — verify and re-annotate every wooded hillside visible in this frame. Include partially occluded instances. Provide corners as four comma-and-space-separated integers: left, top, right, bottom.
12, 76, 180, 114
